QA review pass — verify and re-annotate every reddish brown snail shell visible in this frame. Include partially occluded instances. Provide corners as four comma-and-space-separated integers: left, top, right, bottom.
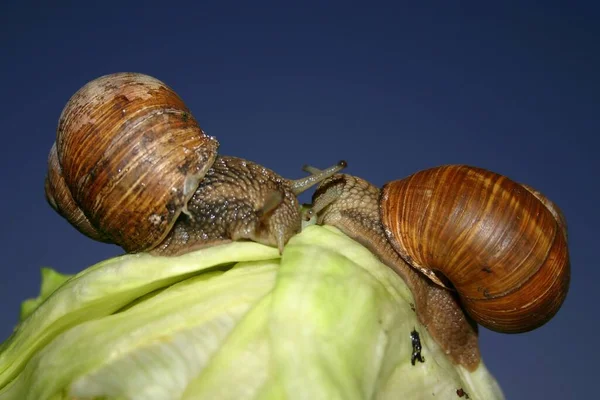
381, 165, 570, 333
45, 72, 346, 256
45, 73, 219, 252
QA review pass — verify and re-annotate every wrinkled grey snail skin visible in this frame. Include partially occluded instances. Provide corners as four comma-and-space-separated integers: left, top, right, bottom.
152, 157, 347, 256
308, 173, 481, 371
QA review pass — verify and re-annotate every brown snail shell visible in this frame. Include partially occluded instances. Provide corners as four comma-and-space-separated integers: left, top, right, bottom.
45, 72, 219, 253
381, 165, 570, 333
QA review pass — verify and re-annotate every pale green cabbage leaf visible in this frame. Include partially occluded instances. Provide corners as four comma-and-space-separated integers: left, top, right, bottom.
0, 225, 504, 400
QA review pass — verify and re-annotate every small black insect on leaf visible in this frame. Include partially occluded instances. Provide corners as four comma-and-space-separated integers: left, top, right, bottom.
456, 388, 470, 398
410, 328, 425, 366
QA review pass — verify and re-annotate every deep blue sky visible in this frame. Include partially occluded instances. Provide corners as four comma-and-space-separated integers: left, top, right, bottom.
1, 1, 598, 398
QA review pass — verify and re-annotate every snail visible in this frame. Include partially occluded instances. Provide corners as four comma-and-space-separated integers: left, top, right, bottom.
45, 72, 346, 256
307, 165, 570, 370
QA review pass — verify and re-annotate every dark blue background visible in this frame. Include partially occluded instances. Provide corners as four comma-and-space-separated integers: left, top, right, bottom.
1, 1, 597, 398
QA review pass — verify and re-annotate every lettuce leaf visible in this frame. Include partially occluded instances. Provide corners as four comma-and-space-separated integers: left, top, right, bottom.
19, 268, 73, 321
0, 225, 504, 400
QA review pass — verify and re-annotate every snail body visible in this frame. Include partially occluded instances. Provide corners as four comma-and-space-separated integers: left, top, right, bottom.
309, 166, 570, 369
45, 72, 346, 256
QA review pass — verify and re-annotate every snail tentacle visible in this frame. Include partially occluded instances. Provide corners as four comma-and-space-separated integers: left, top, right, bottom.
290, 160, 347, 195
